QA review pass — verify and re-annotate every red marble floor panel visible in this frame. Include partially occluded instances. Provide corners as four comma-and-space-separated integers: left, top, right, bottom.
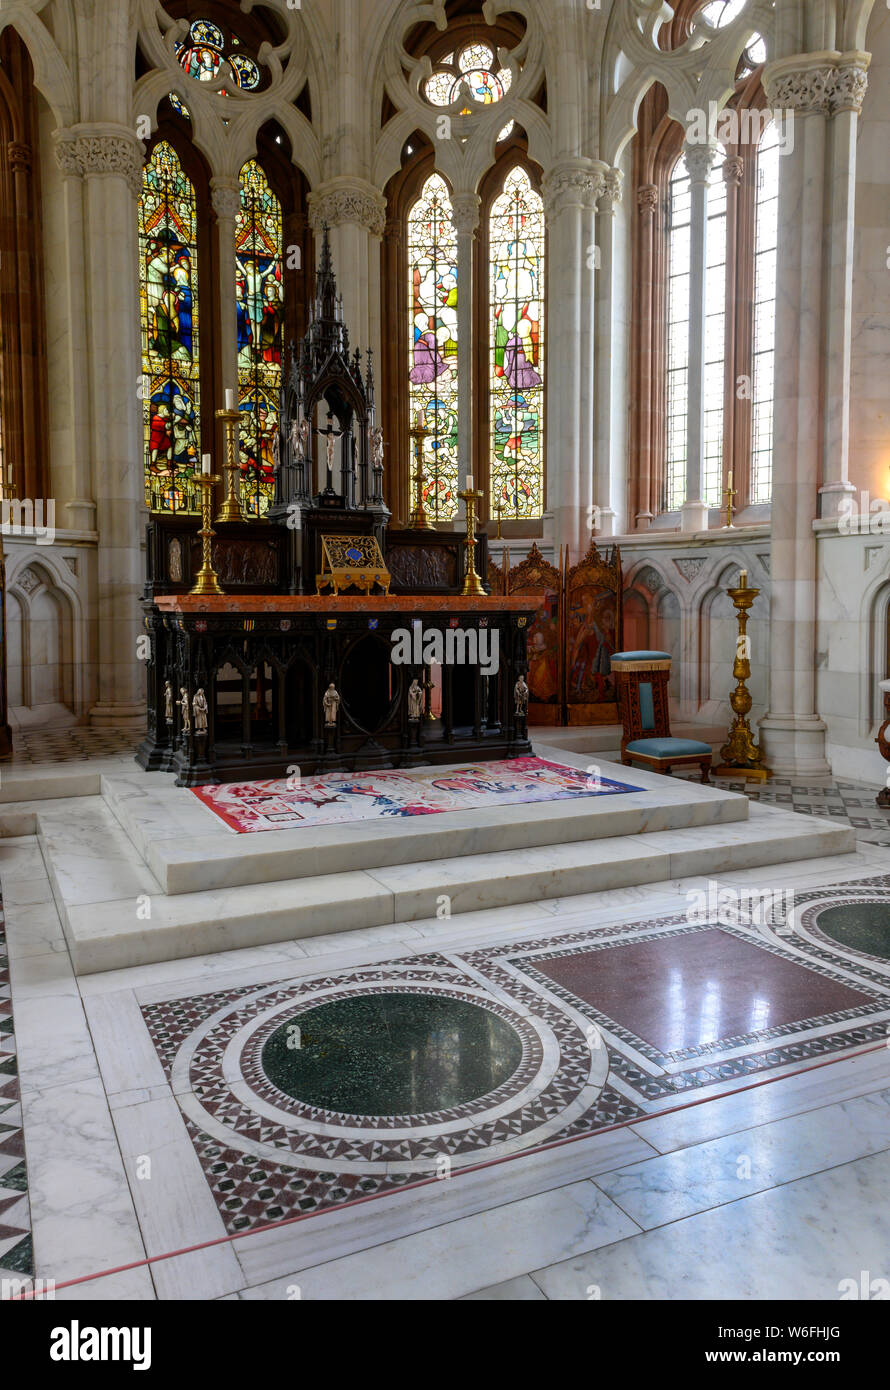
533, 928, 875, 1055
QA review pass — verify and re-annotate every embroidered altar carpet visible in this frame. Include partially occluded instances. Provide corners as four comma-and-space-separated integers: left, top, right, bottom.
192, 756, 642, 833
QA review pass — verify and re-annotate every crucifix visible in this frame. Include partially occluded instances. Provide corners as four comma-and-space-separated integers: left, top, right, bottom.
315, 415, 343, 494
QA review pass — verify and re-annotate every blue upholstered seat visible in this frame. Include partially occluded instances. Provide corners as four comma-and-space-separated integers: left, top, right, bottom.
611, 650, 672, 662
625, 737, 713, 757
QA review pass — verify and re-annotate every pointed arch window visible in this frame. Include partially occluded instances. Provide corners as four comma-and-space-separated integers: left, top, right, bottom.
407, 172, 460, 522
489, 166, 545, 520
139, 140, 202, 513
236, 159, 283, 518
665, 160, 691, 513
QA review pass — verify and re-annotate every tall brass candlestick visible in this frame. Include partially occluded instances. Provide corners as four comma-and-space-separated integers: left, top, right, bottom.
191, 472, 224, 596
723, 470, 738, 529
713, 571, 769, 780
408, 418, 435, 530
215, 407, 244, 523
458, 487, 485, 596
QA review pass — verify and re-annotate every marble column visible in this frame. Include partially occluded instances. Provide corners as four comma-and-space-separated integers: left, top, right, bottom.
450, 192, 481, 523
681, 140, 718, 534
593, 168, 623, 537
307, 176, 386, 364
54, 125, 145, 727
819, 55, 870, 519
210, 178, 240, 406
758, 59, 834, 775
541, 158, 605, 562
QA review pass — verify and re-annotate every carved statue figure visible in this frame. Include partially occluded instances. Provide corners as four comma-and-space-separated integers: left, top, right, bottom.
164, 679, 173, 723
407, 678, 424, 722
323, 682, 340, 727
514, 674, 529, 717
180, 686, 191, 733
371, 426, 385, 471
192, 687, 208, 735
291, 415, 309, 462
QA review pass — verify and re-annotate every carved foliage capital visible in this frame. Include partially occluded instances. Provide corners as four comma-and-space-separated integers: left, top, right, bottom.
308, 183, 387, 239
54, 129, 144, 197
636, 183, 658, 218
764, 60, 869, 117
542, 162, 606, 216
8, 142, 32, 174
450, 192, 481, 235
683, 141, 718, 183
723, 155, 744, 187
597, 167, 623, 214
211, 180, 241, 221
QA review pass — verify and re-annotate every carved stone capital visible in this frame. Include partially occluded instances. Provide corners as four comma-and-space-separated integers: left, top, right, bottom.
542, 160, 607, 216
764, 52, 870, 117
54, 126, 144, 197
450, 191, 481, 235
307, 179, 387, 238
597, 167, 623, 214
211, 178, 241, 221
683, 141, 718, 184
723, 155, 744, 187
636, 183, 658, 218
8, 141, 32, 174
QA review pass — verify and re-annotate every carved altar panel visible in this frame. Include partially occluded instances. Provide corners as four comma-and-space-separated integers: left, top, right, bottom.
565, 541, 623, 726
507, 542, 564, 725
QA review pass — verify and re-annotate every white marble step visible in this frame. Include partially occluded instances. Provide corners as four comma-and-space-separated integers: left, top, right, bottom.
36, 794, 855, 974
99, 767, 749, 896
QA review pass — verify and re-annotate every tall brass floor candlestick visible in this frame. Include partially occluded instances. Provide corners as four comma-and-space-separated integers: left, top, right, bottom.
215, 407, 244, 523
191, 472, 224, 596
408, 418, 435, 530
713, 571, 770, 780
458, 487, 485, 596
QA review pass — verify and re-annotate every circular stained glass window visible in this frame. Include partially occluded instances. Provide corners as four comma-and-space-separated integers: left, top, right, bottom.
174, 17, 263, 92
261, 992, 524, 1116
424, 42, 513, 110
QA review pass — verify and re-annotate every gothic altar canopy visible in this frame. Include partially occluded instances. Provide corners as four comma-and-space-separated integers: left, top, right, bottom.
137, 231, 532, 786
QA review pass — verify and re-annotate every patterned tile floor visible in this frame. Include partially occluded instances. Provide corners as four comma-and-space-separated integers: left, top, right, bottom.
0, 901, 32, 1282
8, 727, 141, 765
141, 871, 890, 1233
688, 774, 890, 845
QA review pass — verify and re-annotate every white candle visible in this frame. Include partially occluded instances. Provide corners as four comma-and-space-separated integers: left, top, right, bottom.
202, 453, 212, 475
465, 474, 474, 491
225, 389, 235, 411
727, 469, 733, 489
739, 569, 747, 589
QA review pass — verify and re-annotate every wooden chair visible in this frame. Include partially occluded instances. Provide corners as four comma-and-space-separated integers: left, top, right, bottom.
611, 650, 712, 783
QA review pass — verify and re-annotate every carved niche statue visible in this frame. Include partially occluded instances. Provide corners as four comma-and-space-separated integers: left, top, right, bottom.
407, 678, 424, 722
514, 674, 530, 718
192, 688, 208, 735
164, 680, 173, 723
323, 682, 340, 727
180, 686, 191, 733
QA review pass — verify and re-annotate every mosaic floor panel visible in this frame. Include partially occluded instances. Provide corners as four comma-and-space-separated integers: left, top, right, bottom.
698, 774, 890, 846
140, 872, 890, 1233
191, 756, 642, 833
0, 902, 32, 1282
10, 727, 141, 764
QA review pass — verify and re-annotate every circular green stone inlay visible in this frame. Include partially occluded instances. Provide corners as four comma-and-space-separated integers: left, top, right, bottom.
261, 992, 524, 1116
816, 902, 890, 959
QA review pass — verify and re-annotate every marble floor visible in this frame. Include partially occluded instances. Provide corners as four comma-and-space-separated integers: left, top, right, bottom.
2, 775, 889, 1300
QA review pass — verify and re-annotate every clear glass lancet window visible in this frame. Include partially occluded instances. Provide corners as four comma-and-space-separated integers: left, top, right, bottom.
407, 172, 459, 522
703, 160, 727, 508
489, 166, 545, 520
751, 123, 780, 504
139, 140, 201, 514
665, 161, 691, 512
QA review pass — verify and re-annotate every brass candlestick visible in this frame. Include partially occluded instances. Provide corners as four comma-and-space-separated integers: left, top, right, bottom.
495, 503, 503, 540
713, 573, 769, 780
458, 487, 485, 596
423, 665, 437, 723
408, 419, 435, 530
215, 407, 244, 523
190, 472, 224, 596
723, 476, 738, 529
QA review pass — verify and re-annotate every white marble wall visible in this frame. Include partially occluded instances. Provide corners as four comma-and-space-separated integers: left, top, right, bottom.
3, 535, 96, 724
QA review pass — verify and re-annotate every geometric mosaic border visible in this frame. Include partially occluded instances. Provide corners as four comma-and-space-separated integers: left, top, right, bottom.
0, 899, 33, 1280
140, 873, 890, 1234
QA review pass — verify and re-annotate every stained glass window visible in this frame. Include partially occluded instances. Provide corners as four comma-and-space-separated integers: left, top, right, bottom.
139, 141, 201, 513
236, 160, 283, 519
424, 42, 512, 111
407, 173, 459, 522
175, 18, 261, 92
489, 166, 544, 520
665, 162, 691, 512
703, 162, 727, 506
751, 124, 779, 503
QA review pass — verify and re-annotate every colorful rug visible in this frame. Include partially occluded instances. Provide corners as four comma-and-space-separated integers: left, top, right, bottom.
191, 756, 642, 833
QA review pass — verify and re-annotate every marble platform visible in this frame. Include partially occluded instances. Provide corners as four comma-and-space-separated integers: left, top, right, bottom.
0, 742, 855, 975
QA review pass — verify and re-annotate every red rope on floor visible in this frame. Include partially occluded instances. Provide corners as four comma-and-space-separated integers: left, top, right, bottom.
10, 1039, 889, 1298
